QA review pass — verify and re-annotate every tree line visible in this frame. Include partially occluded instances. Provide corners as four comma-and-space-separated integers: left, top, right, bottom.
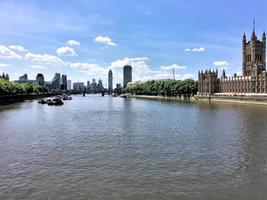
0, 79, 45, 95
125, 79, 198, 98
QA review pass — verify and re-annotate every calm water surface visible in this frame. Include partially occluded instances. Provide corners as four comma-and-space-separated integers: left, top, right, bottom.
1, 95, 267, 200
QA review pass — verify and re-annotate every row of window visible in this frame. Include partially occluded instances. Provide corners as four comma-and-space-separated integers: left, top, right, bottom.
245, 54, 263, 62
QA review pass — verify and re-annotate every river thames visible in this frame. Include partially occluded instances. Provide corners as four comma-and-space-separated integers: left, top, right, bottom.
0, 95, 267, 199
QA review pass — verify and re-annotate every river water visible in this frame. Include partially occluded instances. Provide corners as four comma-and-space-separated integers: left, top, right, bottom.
0, 95, 267, 200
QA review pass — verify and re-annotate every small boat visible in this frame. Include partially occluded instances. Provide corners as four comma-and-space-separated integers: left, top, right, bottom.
112, 94, 118, 97
38, 99, 47, 104
48, 98, 64, 106
38, 98, 52, 104
62, 93, 72, 100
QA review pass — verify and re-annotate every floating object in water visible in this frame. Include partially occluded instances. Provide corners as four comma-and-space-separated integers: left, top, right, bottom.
47, 98, 64, 106
38, 99, 47, 104
62, 93, 73, 100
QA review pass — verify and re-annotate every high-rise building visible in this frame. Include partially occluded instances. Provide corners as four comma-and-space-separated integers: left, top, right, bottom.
67, 80, 72, 90
61, 75, 67, 90
123, 65, 132, 88
73, 82, 85, 92
98, 79, 104, 91
52, 73, 61, 90
19, 74, 28, 83
45, 81, 52, 92
87, 81, 91, 92
91, 79, 98, 93
108, 69, 113, 93
36, 73, 45, 86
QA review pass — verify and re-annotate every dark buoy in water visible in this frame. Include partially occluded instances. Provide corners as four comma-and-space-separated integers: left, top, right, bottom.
83, 91, 86, 96
101, 91, 105, 96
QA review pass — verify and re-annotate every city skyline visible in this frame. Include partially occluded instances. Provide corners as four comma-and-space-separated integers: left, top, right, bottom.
0, 0, 267, 87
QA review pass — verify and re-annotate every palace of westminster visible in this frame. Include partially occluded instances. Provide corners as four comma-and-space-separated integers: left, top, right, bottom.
198, 25, 267, 95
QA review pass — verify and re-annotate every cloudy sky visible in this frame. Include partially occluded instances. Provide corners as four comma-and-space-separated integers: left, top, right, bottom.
0, 0, 266, 87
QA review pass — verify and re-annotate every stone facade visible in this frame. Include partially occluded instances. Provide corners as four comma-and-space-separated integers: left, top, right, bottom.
198, 29, 267, 95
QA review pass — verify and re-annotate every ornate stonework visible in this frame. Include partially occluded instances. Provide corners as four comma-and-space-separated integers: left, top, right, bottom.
198, 29, 267, 95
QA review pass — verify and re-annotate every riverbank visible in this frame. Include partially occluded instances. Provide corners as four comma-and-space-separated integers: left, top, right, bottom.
128, 94, 196, 101
129, 94, 267, 106
0, 93, 59, 105
197, 95, 267, 106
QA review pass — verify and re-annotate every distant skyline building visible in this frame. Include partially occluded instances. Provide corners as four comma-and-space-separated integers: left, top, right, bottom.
73, 82, 85, 92
61, 75, 67, 90
98, 79, 104, 91
52, 73, 61, 90
87, 81, 91, 92
91, 79, 97, 93
36, 73, 45, 86
123, 65, 132, 88
0, 73, 9, 81
116, 83, 121, 89
67, 80, 72, 90
19, 74, 28, 83
45, 81, 52, 92
108, 69, 113, 93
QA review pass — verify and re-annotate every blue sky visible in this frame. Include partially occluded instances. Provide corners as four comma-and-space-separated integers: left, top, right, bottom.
0, 0, 267, 86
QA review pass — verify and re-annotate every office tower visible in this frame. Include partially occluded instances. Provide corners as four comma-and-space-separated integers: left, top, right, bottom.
123, 65, 132, 88
52, 73, 61, 90
36, 73, 45, 86
108, 70, 113, 93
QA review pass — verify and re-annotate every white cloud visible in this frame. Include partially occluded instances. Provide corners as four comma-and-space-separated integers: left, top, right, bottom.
160, 64, 187, 70
185, 47, 205, 52
94, 36, 117, 46
213, 60, 230, 69
184, 48, 191, 52
213, 60, 230, 66
68, 62, 106, 75
192, 47, 205, 52
110, 57, 149, 72
29, 65, 45, 69
56, 46, 76, 56
179, 73, 195, 79
25, 53, 64, 65
0, 45, 22, 59
8, 45, 27, 52
237, 71, 242, 76
66, 40, 80, 46
0, 63, 8, 68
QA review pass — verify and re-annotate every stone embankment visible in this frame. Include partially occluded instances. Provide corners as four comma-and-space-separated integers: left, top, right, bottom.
0, 93, 59, 105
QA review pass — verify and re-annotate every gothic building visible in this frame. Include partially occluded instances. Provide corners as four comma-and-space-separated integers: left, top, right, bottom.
198, 28, 267, 95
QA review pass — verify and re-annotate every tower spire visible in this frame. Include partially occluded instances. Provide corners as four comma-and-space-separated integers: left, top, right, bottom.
253, 18, 255, 32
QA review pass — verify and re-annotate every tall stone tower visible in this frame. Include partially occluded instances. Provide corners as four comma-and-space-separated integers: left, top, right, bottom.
242, 25, 266, 77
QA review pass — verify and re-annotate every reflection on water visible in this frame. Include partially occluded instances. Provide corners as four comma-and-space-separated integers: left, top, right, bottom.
0, 95, 267, 199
